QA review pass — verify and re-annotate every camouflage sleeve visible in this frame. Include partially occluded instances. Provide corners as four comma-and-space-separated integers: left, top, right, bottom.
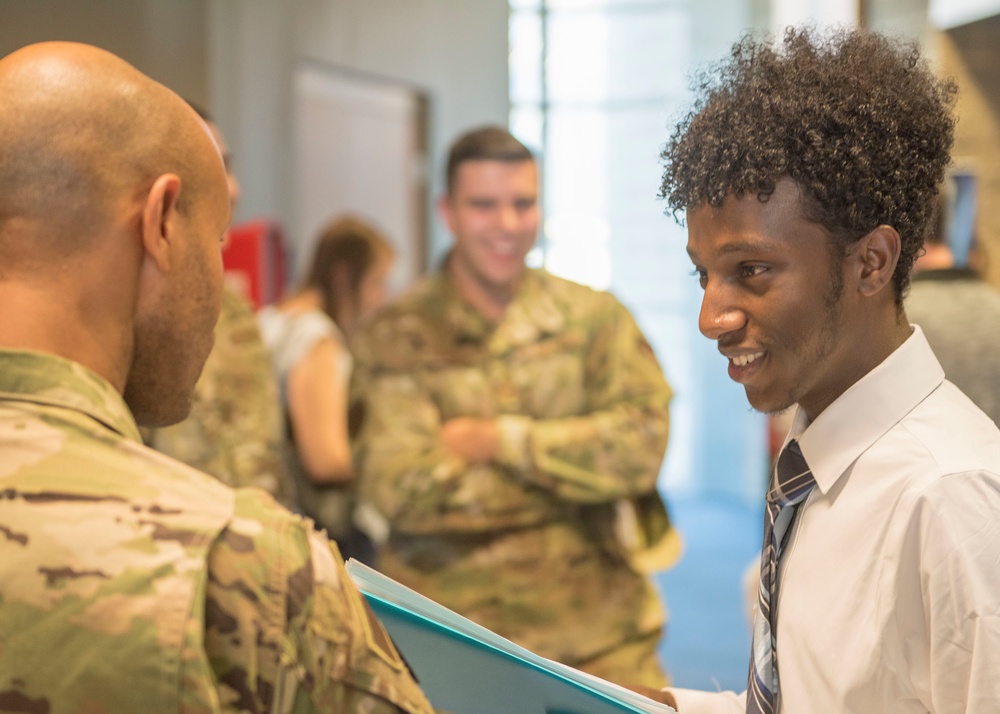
145, 288, 294, 507
494, 296, 672, 503
350, 296, 671, 535
351, 317, 567, 534
203, 488, 433, 713
351, 364, 542, 534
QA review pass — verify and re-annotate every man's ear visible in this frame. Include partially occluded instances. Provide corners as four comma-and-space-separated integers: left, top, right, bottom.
140, 173, 183, 272
855, 224, 901, 298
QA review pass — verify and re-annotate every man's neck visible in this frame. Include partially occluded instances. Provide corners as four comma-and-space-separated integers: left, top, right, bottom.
0, 283, 130, 393
446, 255, 524, 322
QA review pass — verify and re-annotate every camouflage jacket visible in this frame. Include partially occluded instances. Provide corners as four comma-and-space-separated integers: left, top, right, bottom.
351, 267, 673, 668
0, 349, 432, 714
144, 287, 294, 507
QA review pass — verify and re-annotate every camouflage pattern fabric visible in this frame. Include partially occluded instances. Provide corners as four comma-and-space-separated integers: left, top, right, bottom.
144, 286, 294, 508
0, 349, 433, 714
351, 266, 674, 687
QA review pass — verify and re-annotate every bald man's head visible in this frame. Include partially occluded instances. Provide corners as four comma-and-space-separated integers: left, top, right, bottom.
0, 42, 223, 264
0, 42, 231, 426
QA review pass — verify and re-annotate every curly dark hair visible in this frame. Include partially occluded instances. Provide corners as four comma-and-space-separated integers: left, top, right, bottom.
659, 27, 958, 299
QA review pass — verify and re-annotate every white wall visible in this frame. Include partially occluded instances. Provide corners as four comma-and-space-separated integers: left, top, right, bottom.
865, 0, 931, 41
209, 0, 510, 270
931, 0, 1000, 28
208, 0, 298, 241
0, 0, 208, 105
769, 0, 857, 34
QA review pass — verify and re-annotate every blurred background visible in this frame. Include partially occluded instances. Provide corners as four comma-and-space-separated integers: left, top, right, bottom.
4, 0, 999, 692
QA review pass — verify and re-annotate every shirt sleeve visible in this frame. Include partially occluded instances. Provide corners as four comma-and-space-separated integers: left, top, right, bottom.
203, 488, 433, 713
350, 294, 671, 535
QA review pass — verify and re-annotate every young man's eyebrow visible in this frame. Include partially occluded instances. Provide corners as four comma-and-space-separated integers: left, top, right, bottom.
687, 238, 772, 260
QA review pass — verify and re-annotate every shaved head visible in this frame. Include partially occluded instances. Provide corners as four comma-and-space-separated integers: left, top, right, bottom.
0, 42, 231, 426
0, 42, 218, 264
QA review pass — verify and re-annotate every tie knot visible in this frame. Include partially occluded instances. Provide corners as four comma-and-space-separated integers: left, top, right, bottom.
768, 439, 816, 506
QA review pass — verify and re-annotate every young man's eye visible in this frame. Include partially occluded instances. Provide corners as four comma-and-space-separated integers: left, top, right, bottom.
689, 268, 708, 289
740, 264, 768, 278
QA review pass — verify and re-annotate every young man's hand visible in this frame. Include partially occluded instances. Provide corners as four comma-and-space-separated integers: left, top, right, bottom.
622, 684, 678, 710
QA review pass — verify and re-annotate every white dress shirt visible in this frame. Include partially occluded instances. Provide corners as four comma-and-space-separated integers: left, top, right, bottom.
671, 327, 1000, 713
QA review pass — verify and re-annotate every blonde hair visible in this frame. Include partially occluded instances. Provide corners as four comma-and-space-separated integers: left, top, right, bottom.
302, 216, 393, 322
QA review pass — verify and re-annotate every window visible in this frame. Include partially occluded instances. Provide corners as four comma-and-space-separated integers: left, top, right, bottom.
509, 0, 768, 501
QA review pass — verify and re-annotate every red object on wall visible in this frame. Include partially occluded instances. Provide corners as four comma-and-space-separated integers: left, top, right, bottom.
222, 219, 288, 309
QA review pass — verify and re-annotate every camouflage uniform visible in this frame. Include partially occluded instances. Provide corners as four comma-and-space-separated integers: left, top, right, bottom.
351, 266, 674, 687
144, 286, 294, 507
0, 349, 433, 714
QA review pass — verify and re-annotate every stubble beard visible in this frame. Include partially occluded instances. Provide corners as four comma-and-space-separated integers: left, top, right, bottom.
766, 257, 847, 416
123, 281, 216, 428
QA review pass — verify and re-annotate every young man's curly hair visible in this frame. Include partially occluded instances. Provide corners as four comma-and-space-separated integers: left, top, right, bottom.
659, 27, 958, 299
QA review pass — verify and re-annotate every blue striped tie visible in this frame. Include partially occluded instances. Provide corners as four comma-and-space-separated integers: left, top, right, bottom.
746, 439, 816, 714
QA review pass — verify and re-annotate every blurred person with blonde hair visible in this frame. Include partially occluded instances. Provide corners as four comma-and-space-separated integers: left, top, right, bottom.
258, 215, 395, 562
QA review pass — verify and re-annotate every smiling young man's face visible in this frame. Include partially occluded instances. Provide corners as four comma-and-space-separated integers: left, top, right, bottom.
686, 178, 870, 421
441, 158, 539, 296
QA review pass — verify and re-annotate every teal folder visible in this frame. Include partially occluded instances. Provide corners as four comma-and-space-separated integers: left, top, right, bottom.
346, 559, 676, 714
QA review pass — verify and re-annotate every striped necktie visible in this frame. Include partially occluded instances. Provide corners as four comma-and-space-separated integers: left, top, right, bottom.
747, 439, 816, 714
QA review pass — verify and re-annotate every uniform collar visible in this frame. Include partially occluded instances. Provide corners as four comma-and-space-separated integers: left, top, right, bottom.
434, 259, 566, 352
0, 349, 143, 443
786, 326, 944, 495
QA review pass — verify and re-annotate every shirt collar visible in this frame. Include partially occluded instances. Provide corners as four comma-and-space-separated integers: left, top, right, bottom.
492, 268, 565, 351
787, 326, 944, 495
0, 349, 143, 443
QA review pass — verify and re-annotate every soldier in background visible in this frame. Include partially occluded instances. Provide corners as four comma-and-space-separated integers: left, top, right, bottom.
143, 104, 294, 507
0, 41, 432, 713
351, 126, 677, 688
906, 181, 1000, 426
